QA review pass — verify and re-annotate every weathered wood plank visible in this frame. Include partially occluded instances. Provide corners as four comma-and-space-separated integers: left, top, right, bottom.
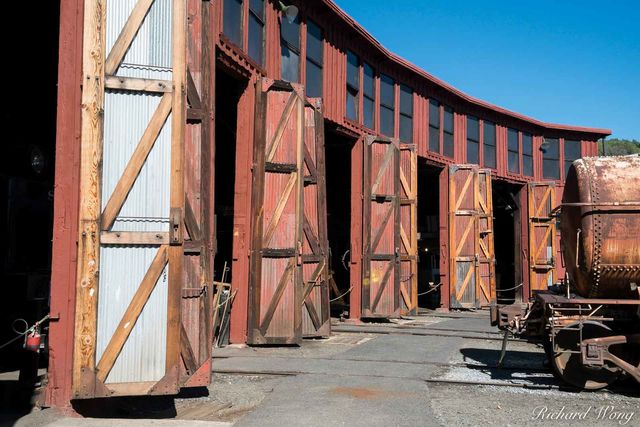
100, 231, 169, 245
105, 75, 173, 93
72, 0, 106, 398
259, 259, 295, 334
166, 0, 187, 374
262, 172, 297, 247
265, 92, 297, 162
180, 323, 198, 374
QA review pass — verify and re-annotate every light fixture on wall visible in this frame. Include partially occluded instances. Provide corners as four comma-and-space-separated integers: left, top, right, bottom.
279, 1, 299, 23
540, 139, 550, 153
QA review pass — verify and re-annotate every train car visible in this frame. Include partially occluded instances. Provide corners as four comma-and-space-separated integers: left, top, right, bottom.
493, 155, 640, 390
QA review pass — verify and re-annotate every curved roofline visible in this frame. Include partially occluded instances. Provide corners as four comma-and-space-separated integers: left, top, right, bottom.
323, 0, 611, 137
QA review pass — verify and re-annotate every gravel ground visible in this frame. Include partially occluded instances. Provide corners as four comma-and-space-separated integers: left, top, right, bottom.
429, 383, 640, 426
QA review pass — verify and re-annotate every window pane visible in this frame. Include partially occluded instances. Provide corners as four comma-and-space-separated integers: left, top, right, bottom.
522, 133, 533, 155
250, 0, 264, 19
467, 140, 479, 164
443, 107, 454, 133
400, 115, 412, 143
346, 50, 359, 89
380, 74, 394, 107
305, 60, 322, 98
346, 90, 358, 121
564, 139, 581, 161
248, 14, 263, 65
281, 45, 299, 82
280, 15, 300, 49
443, 132, 454, 158
483, 121, 495, 146
429, 100, 440, 127
429, 126, 439, 153
484, 145, 496, 169
523, 155, 533, 177
223, 0, 243, 46
380, 105, 394, 136
508, 128, 519, 152
306, 20, 323, 63
363, 97, 374, 129
543, 138, 560, 179
400, 85, 412, 116
467, 116, 479, 141
543, 159, 560, 180
508, 151, 520, 174
363, 63, 375, 97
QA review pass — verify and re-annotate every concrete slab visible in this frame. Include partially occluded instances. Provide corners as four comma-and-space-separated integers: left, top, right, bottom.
235, 374, 437, 427
332, 334, 462, 364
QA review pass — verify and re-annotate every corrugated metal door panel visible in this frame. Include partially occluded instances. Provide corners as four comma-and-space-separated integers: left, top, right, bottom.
301, 99, 330, 337
477, 169, 496, 306
248, 79, 304, 345
528, 182, 557, 294
362, 137, 400, 317
449, 164, 480, 309
399, 143, 417, 315
72, 0, 196, 399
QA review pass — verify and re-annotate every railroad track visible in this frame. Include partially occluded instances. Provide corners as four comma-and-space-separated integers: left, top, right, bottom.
211, 367, 639, 396
331, 324, 532, 343
212, 354, 550, 373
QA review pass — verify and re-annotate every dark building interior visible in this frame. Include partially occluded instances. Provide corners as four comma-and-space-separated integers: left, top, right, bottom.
492, 181, 524, 304
417, 161, 442, 309
213, 68, 246, 284
324, 129, 354, 316
0, 0, 60, 413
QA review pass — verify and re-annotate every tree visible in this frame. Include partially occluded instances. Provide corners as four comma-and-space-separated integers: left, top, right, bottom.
599, 138, 640, 156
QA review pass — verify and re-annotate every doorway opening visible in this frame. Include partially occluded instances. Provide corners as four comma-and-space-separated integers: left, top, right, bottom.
0, 0, 60, 412
213, 68, 245, 284
492, 181, 524, 304
325, 129, 354, 317
417, 160, 442, 309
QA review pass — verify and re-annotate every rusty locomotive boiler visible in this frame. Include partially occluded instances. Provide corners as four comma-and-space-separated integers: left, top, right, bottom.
494, 155, 640, 390
562, 156, 640, 299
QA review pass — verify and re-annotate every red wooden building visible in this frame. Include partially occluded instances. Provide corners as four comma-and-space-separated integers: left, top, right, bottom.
44, 0, 610, 409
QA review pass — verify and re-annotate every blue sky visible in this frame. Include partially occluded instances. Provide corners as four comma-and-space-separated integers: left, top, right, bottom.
337, 0, 639, 140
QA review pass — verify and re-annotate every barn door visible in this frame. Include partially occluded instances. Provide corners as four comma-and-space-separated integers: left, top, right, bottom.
301, 99, 330, 337
399, 143, 418, 315
181, 0, 215, 387
476, 169, 496, 306
528, 182, 557, 294
248, 80, 304, 344
362, 137, 400, 317
72, 0, 199, 398
449, 165, 480, 308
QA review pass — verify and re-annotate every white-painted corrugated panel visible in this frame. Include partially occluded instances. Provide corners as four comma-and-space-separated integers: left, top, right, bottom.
106, 0, 172, 79
102, 91, 172, 232
96, 247, 168, 383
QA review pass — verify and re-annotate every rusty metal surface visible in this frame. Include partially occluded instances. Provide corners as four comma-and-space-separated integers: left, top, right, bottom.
562, 155, 640, 298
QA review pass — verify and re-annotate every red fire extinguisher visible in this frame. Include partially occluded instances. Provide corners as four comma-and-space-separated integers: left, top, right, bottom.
24, 325, 41, 353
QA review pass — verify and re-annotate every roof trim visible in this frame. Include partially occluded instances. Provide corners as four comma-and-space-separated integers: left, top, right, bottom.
323, 0, 612, 137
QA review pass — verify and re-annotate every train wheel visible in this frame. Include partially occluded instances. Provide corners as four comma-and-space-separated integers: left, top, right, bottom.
550, 321, 620, 390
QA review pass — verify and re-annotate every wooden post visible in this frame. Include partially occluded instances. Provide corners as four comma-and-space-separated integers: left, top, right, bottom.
72, 0, 106, 398
167, 0, 187, 373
